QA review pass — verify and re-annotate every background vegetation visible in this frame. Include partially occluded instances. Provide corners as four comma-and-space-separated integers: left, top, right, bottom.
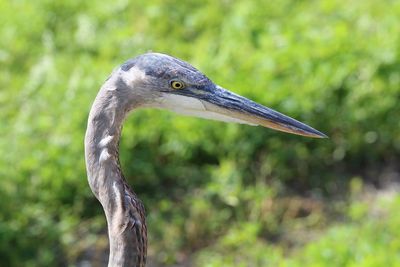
1, 0, 400, 266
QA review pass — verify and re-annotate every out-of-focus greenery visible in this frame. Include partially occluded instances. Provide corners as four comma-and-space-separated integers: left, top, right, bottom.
196, 189, 400, 267
1, 0, 400, 266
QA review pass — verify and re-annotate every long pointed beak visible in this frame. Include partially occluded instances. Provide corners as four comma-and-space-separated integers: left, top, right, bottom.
199, 85, 327, 138
165, 85, 327, 138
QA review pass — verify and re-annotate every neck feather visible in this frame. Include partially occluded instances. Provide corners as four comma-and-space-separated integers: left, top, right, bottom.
85, 81, 147, 267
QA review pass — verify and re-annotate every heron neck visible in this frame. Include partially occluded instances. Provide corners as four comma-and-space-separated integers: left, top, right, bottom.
85, 83, 147, 267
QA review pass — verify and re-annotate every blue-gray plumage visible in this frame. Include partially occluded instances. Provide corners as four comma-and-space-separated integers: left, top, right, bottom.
121, 53, 210, 85
85, 52, 326, 267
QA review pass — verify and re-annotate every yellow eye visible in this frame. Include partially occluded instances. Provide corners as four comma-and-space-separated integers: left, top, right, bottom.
170, 80, 185, 89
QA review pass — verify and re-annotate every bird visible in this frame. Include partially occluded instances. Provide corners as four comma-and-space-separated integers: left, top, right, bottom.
84, 52, 326, 267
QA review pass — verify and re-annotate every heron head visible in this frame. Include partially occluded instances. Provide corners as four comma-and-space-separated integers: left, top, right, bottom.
117, 52, 326, 138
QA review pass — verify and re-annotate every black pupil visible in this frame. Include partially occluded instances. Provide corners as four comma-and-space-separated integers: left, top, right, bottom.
174, 82, 181, 88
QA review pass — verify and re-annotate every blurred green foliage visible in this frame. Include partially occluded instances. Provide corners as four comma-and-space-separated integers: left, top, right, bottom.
196, 191, 400, 267
1, 0, 400, 266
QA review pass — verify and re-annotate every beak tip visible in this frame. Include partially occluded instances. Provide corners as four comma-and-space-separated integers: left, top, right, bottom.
311, 130, 328, 139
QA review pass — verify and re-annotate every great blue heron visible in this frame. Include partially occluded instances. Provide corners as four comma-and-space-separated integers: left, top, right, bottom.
84, 53, 326, 267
